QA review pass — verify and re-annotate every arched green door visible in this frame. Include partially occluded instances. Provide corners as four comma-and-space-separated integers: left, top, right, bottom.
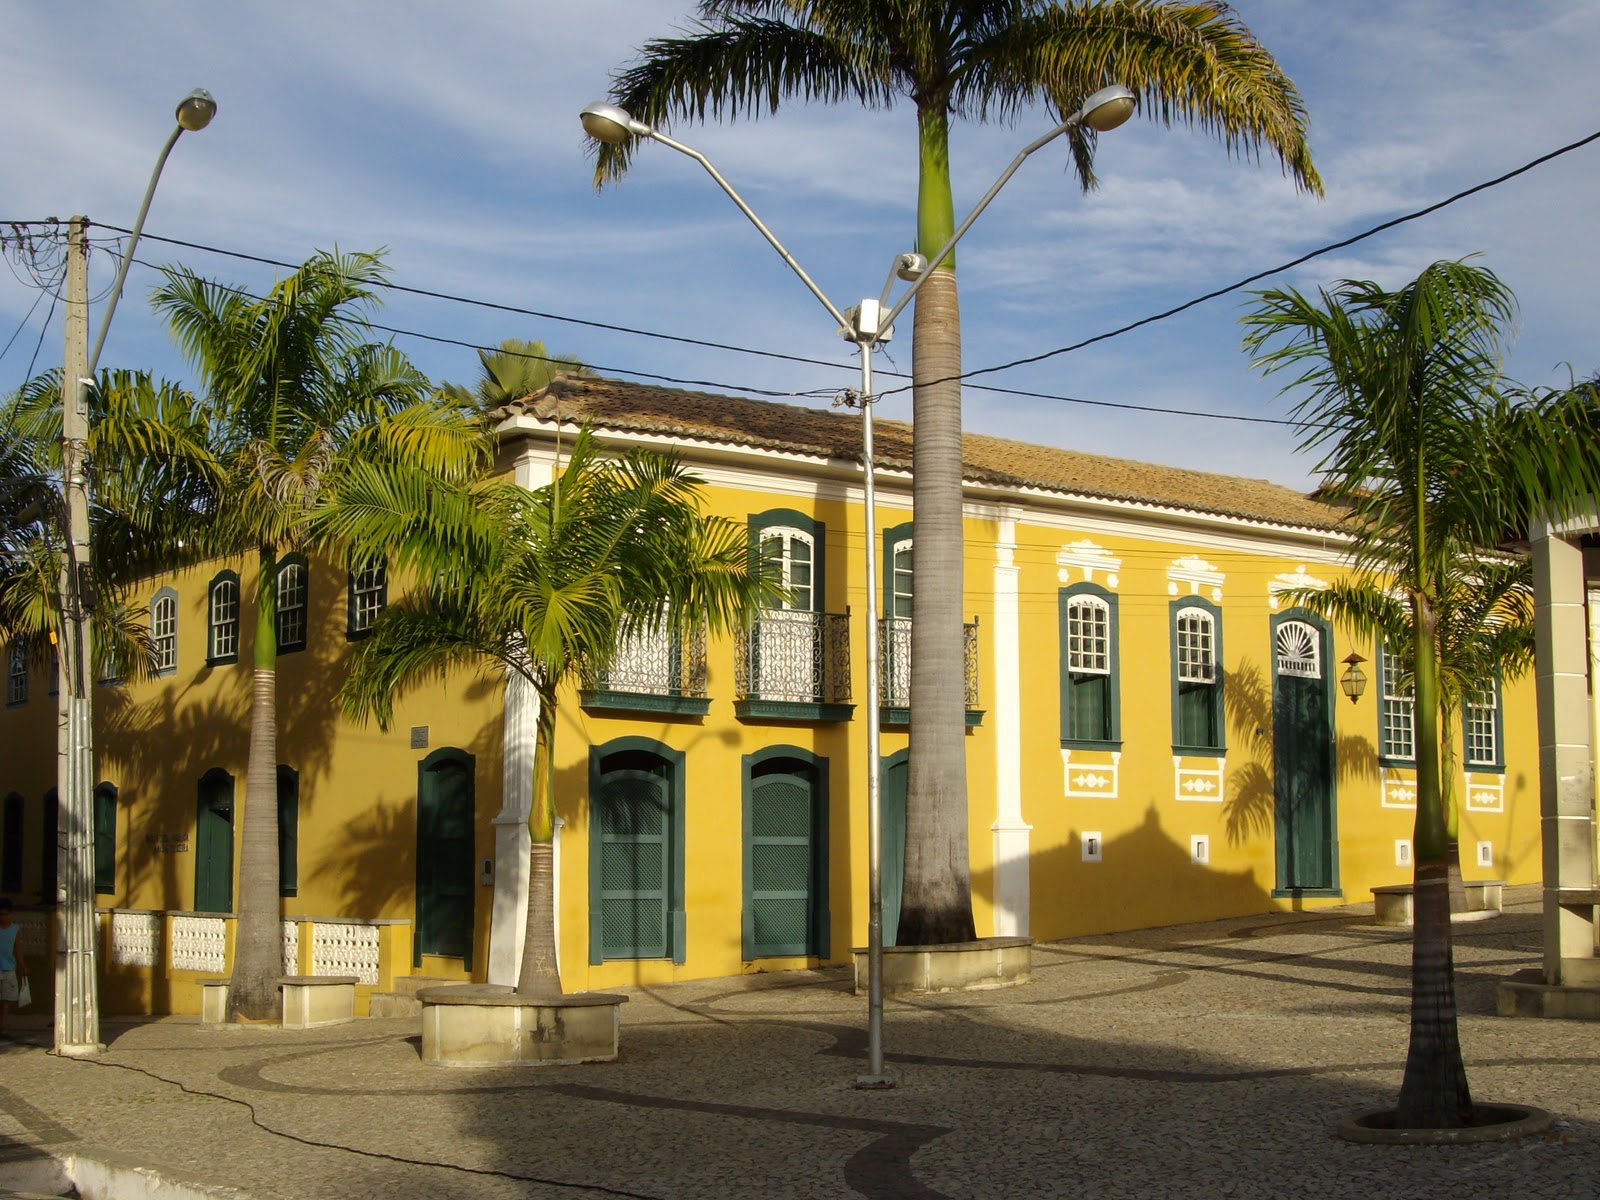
744, 759, 827, 959
880, 752, 908, 947
1273, 616, 1337, 892
594, 767, 671, 959
194, 770, 234, 913
416, 749, 475, 964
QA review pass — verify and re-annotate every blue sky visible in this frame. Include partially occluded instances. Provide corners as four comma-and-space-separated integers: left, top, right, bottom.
4, 1, 1597, 491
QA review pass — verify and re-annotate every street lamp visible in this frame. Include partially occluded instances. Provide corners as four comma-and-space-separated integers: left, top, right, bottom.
580, 82, 1134, 1087
55, 88, 216, 1057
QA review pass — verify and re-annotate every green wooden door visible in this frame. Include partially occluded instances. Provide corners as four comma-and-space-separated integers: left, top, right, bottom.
1273, 618, 1335, 891
416, 751, 474, 963
880, 753, 907, 948
595, 768, 670, 959
745, 771, 817, 957
194, 770, 234, 913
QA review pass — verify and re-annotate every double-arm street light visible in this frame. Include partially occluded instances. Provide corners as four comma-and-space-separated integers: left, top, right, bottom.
55, 88, 216, 1056
580, 83, 1135, 1086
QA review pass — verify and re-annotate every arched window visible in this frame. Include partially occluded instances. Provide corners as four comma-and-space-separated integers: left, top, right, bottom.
151, 588, 179, 676
1061, 584, 1120, 746
1172, 599, 1224, 752
6, 638, 27, 706
207, 571, 240, 665
275, 556, 308, 654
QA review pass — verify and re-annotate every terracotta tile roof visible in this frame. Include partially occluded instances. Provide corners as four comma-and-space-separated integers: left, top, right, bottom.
494, 375, 1341, 532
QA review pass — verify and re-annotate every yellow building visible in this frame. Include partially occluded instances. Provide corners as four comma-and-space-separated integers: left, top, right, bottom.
0, 376, 1539, 1012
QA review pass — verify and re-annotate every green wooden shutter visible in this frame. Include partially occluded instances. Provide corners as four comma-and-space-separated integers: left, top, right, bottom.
744, 772, 815, 958
93, 783, 116, 895
194, 771, 234, 913
595, 769, 670, 959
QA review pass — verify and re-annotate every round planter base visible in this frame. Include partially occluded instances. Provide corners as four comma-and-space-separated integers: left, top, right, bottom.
1337, 1104, 1553, 1145
417, 984, 627, 1067
852, 937, 1032, 996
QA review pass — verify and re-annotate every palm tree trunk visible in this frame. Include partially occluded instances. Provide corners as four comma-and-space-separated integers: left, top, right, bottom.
1439, 715, 1467, 914
227, 546, 282, 1021
898, 104, 976, 947
1396, 592, 1472, 1127
515, 683, 562, 997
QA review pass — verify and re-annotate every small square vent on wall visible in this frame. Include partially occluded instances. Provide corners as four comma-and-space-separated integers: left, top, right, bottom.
1082, 832, 1103, 864
1396, 840, 1412, 867
1477, 841, 1494, 868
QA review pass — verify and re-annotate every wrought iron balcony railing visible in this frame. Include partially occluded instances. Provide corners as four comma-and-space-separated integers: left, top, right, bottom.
580, 619, 710, 715
734, 609, 852, 720
878, 617, 982, 721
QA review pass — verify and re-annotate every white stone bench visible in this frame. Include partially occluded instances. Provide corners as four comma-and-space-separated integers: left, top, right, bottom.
1372, 880, 1505, 926
197, 978, 231, 1028
279, 975, 358, 1030
416, 984, 627, 1067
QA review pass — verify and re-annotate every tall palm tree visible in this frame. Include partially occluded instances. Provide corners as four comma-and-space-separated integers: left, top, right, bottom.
440, 339, 592, 417
1244, 259, 1600, 1129
332, 429, 777, 996
594, 0, 1319, 943
151, 250, 489, 1021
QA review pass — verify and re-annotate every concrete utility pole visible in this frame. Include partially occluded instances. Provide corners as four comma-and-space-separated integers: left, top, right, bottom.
55, 216, 102, 1055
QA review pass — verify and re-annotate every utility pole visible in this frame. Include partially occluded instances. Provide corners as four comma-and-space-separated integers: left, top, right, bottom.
55, 216, 102, 1055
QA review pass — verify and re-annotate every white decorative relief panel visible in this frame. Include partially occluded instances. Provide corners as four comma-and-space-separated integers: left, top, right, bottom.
170, 915, 226, 973
1062, 749, 1120, 799
1056, 539, 1122, 588
311, 922, 381, 985
1268, 564, 1329, 610
1465, 774, 1505, 813
1381, 767, 1418, 810
111, 911, 161, 967
1167, 555, 1224, 601
283, 920, 299, 975
1174, 757, 1225, 803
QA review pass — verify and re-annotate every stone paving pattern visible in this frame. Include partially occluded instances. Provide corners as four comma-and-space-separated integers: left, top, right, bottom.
1, 887, 1597, 1199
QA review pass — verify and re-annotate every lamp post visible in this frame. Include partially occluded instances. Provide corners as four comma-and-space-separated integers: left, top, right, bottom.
580, 84, 1134, 1086
55, 89, 216, 1057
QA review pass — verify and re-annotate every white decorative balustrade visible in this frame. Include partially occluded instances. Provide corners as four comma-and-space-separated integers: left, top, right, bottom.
311, 921, 381, 985
111, 911, 161, 967
170, 915, 227, 973
282, 920, 299, 975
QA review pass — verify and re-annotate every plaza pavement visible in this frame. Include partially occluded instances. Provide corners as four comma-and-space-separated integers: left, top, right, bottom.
1, 886, 1596, 1199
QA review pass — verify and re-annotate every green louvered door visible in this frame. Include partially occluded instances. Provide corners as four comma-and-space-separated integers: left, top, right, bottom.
595, 768, 671, 959
194, 771, 234, 913
880, 754, 907, 948
745, 771, 817, 958
1273, 618, 1336, 892
416, 751, 474, 964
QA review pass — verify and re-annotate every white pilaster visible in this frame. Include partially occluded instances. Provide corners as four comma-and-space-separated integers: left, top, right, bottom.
990, 510, 1032, 936
489, 666, 536, 985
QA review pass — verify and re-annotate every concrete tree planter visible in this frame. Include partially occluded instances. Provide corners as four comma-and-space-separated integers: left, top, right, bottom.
853, 937, 1032, 996
1337, 1104, 1553, 1145
417, 984, 627, 1067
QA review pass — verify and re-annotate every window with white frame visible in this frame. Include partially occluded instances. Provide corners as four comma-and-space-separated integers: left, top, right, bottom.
889, 537, 913, 620
151, 589, 178, 676
6, 639, 26, 706
760, 527, 813, 612
1061, 585, 1119, 745
347, 557, 387, 637
1379, 644, 1415, 763
1464, 679, 1503, 770
275, 558, 308, 653
207, 572, 239, 664
1172, 601, 1223, 751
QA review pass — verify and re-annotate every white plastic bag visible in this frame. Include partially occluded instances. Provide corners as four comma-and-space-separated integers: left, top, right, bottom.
16, 976, 31, 1009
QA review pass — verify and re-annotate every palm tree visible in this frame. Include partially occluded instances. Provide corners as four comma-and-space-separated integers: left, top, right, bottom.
151, 250, 489, 1021
440, 339, 592, 417
1, 369, 220, 683
1244, 259, 1600, 1129
594, 0, 1319, 943
332, 429, 776, 996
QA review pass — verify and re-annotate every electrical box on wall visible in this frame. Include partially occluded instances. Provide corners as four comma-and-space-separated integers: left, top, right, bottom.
480, 857, 493, 886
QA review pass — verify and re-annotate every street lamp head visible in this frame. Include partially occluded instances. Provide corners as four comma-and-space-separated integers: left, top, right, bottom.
175, 89, 217, 132
581, 101, 644, 145
1075, 84, 1136, 133
894, 252, 928, 282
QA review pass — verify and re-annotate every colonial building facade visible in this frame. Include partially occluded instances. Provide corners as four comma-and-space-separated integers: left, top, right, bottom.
0, 377, 1540, 1012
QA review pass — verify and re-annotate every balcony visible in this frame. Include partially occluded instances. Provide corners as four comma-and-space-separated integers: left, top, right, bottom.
579, 620, 711, 716
879, 617, 984, 727
734, 609, 853, 722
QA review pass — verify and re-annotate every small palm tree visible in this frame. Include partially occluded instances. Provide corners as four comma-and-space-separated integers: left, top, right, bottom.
333, 429, 778, 997
151, 250, 489, 1021
1244, 258, 1600, 1129
595, 0, 1320, 944
441, 339, 592, 417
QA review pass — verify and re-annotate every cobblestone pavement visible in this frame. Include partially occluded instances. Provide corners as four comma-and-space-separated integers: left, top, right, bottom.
1, 889, 1597, 1199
